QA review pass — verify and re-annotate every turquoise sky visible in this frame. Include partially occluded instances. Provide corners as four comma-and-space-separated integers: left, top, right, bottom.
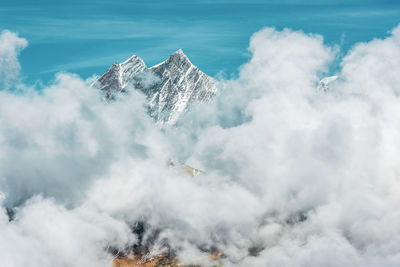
1, 0, 400, 84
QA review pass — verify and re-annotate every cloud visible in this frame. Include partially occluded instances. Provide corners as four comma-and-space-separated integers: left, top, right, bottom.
1, 24, 400, 266
0, 194, 135, 267
169, 25, 400, 265
0, 72, 170, 207
0, 30, 27, 90
339, 25, 400, 96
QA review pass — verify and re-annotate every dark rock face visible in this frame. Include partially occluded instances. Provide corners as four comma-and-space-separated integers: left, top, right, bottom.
95, 49, 217, 123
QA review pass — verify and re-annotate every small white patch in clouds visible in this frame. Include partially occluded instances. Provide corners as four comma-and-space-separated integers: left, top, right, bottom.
1, 25, 400, 267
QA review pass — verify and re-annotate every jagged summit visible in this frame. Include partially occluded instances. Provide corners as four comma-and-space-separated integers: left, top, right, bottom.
151, 49, 191, 70
122, 55, 145, 65
173, 48, 185, 56
168, 49, 190, 62
95, 50, 217, 124
148, 49, 190, 70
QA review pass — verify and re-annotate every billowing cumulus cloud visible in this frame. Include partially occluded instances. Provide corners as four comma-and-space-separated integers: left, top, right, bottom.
0, 194, 134, 267
1, 25, 400, 267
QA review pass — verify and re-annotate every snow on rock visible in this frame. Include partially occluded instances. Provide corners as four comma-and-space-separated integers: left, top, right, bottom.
317, 75, 338, 91
95, 50, 217, 124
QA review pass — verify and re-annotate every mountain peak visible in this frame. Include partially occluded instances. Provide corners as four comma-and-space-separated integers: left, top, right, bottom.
168, 49, 190, 63
96, 50, 217, 123
121, 55, 145, 66
172, 49, 185, 56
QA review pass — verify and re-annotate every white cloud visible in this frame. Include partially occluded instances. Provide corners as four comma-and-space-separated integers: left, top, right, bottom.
0, 30, 27, 90
0, 195, 135, 267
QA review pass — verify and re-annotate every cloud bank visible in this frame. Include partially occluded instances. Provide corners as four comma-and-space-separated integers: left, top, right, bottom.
1, 26, 400, 266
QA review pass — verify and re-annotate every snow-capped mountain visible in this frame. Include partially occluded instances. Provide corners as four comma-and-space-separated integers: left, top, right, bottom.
96, 49, 217, 123
317, 75, 338, 91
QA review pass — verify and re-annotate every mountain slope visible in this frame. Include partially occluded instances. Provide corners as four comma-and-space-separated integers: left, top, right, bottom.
95, 49, 217, 123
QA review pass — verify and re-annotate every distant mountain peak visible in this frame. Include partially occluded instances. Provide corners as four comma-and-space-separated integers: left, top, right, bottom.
149, 49, 191, 70
121, 55, 145, 66
318, 75, 338, 91
174, 48, 185, 55
95, 50, 217, 124
170, 49, 189, 61
160, 49, 192, 68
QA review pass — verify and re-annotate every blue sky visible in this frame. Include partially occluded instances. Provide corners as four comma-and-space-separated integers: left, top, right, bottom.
1, 0, 400, 84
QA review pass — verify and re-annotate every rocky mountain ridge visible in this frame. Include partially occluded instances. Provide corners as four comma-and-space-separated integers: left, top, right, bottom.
95, 49, 217, 124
